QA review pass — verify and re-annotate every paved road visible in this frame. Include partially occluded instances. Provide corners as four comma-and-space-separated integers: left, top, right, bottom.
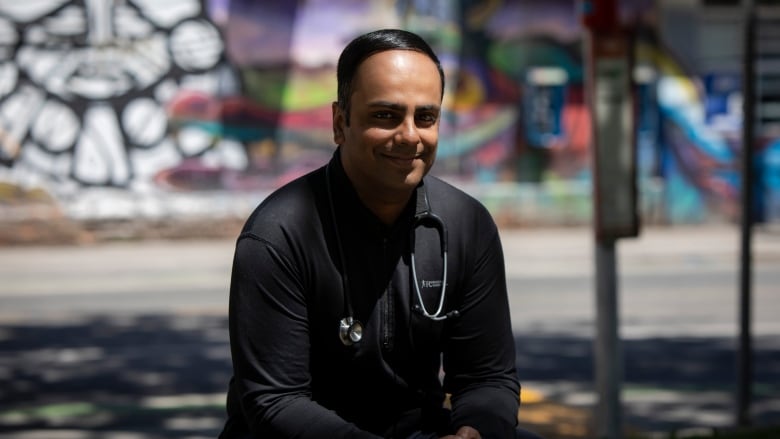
0, 224, 778, 438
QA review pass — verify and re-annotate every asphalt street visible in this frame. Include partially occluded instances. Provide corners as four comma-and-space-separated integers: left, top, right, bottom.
0, 224, 778, 438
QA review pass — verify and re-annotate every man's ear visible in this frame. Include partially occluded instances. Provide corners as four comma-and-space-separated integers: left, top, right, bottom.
332, 102, 345, 145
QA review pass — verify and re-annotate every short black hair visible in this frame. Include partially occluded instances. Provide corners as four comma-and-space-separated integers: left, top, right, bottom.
336, 29, 445, 125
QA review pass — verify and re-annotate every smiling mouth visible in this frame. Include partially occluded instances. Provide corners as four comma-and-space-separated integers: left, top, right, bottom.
384, 155, 420, 167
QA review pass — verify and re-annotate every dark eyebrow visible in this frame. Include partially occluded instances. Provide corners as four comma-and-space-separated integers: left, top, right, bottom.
416, 104, 441, 113
367, 101, 405, 111
367, 101, 441, 113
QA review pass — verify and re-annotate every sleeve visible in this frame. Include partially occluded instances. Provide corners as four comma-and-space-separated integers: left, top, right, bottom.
441, 221, 521, 439
228, 234, 381, 439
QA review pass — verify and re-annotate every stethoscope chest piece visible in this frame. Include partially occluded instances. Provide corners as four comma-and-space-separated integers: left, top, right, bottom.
339, 316, 363, 346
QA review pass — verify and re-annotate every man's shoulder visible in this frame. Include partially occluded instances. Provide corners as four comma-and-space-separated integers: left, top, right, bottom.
424, 174, 486, 210
240, 167, 325, 237
424, 174, 497, 231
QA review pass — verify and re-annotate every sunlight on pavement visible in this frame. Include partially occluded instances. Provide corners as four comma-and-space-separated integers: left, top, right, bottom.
165, 415, 223, 430
518, 387, 593, 438
141, 393, 225, 409
522, 387, 545, 404
520, 401, 592, 438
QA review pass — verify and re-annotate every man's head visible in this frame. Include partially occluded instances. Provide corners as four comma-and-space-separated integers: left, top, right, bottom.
332, 29, 445, 211
335, 29, 445, 125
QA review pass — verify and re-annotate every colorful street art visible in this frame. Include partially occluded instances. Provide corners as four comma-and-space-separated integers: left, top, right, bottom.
0, 0, 777, 225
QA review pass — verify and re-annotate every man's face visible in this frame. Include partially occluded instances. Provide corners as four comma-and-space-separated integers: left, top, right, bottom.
333, 49, 442, 200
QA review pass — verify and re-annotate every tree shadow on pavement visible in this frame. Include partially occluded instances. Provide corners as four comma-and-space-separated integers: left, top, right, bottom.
1, 315, 779, 439
515, 333, 780, 438
0, 314, 231, 438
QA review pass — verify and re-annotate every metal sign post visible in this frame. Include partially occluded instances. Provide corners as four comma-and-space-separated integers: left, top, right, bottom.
581, 0, 639, 437
737, 0, 755, 428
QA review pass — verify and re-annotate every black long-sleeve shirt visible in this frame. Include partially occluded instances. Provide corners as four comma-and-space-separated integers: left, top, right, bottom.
220, 150, 520, 438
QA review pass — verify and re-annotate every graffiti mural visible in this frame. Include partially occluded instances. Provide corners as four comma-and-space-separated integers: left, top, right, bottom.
0, 0, 777, 226
159, 0, 402, 192
0, 0, 237, 193
0, 0, 404, 209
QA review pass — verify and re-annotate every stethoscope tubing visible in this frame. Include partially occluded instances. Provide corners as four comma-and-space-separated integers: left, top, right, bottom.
410, 213, 450, 321
325, 162, 455, 346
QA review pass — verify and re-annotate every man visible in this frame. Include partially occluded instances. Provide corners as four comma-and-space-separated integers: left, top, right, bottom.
220, 29, 537, 439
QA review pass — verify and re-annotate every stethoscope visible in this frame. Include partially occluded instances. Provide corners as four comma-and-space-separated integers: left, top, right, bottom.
325, 162, 458, 347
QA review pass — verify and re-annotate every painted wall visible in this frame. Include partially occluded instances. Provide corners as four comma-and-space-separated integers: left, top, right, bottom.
0, 0, 776, 229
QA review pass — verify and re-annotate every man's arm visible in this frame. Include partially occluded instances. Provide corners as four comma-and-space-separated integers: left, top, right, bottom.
228, 235, 381, 438
442, 223, 520, 439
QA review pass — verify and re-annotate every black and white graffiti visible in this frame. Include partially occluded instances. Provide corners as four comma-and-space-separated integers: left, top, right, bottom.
0, 0, 239, 189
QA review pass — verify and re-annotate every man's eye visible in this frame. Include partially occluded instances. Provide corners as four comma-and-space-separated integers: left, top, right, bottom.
373, 112, 394, 119
417, 113, 438, 124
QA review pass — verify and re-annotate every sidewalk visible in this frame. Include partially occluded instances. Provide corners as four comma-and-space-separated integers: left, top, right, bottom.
0, 223, 779, 438
500, 223, 780, 438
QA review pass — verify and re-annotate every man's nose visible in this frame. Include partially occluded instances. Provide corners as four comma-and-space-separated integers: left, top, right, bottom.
395, 117, 420, 146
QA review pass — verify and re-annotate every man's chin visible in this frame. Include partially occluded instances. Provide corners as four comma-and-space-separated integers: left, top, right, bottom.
402, 171, 427, 188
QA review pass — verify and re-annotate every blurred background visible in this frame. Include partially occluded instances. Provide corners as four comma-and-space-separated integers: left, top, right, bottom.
1, 0, 778, 235
0, 0, 779, 438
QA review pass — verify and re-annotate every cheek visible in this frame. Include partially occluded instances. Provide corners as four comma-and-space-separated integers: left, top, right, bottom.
421, 130, 439, 149
360, 126, 395, 144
